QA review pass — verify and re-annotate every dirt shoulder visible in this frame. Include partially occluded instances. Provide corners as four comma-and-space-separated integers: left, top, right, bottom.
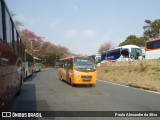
97, 60, 160, 92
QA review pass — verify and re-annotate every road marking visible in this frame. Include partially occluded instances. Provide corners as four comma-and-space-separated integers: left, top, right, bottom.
98, 80, 160, 95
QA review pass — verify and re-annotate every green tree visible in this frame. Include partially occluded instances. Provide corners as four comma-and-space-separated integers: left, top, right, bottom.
21, 29, 72, 65
119, 35, 147, 47
143, 19, 160, 38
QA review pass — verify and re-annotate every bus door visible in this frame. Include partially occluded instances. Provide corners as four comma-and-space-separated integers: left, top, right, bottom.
65, 60, 70, 83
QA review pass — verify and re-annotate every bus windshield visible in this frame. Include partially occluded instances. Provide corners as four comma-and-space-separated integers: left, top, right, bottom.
74, 58, 96, 71
131, 48, 142, 59
146, 40, 160, 49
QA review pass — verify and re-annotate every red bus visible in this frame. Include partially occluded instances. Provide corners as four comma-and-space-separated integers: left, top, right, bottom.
0, 0, 25, 111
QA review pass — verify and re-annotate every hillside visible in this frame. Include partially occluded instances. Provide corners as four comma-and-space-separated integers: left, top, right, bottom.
97, 59, 160, 92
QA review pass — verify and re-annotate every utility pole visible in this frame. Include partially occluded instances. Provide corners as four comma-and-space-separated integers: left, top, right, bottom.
45, 59, 46, 68
31, 40, 33, 55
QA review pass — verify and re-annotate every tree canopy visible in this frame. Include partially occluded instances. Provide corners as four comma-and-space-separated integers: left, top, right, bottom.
12, 12, 73, 66
20, 29, 72, 66
98, 42, 114, 53
118, 35, 147, 47
118, 19, 160, 47
143, 19, 160, 38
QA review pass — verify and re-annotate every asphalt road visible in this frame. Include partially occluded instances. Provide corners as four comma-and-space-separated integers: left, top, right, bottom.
4, 68, 160, 120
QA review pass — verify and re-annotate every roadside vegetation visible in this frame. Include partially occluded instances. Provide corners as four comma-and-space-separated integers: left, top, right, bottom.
97, 61, 160, 92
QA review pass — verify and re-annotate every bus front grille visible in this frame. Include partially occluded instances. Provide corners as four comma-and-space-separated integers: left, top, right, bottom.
81, 76, 92, 81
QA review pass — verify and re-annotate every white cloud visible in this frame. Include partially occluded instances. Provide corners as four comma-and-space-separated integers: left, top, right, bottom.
82, 29, 97, 38
64, 29, 77, 38
50, 19, 60, 27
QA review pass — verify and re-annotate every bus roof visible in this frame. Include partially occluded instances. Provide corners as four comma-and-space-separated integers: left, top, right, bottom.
116, 45, 140, 49
107, 48, 121, 52
60, 56, 90, 61
146, 38, 160, 43
33, 57, 41, 60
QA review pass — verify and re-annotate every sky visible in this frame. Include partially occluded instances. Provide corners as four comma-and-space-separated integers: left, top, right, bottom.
5, 0, 160, 55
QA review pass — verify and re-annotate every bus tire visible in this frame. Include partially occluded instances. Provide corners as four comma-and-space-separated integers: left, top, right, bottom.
25, 71, 27, 78
31, 70, 33, 76
70, 78, 74, 86
89, 84, 95, 87
60, 76, 63, 81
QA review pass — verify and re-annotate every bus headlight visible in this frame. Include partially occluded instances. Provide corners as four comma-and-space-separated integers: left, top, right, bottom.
74, 71, 80, 77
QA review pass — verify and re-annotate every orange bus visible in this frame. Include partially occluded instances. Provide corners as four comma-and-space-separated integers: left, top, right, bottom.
0, 0, 25, 111
58, 56, 97, 86
145, 38, 160, 59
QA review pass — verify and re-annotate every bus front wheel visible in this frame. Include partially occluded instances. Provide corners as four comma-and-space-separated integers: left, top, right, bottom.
59, 76, 63, 81
89, 84, 95, 87
70, 78, 74, 86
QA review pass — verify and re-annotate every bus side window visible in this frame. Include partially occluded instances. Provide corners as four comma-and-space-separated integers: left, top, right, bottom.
18, 38, 21, 54
11, 21, 15, 49
62, 63, 65, 68
64, 60, 67, 68
68, 59, 73, 69
14, 27, 17, 51
5, 8, 12, 47
17, 33, 19, 53
61, 61, 65, 68
0, 1, 3, 40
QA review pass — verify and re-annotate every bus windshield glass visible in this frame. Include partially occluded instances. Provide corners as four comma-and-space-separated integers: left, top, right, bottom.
146, 41, 160, 49
74, 58, 96, 71
131, 48, 142, 59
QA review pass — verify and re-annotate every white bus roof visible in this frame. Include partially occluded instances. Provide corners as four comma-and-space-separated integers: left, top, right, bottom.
33, 57, 41, 60
116, 45, 140, 49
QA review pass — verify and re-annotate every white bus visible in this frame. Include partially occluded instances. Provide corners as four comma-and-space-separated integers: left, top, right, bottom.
101, 45, 142, 62
88, 53, 101, 64
145, 38, 160, 59
33, 57, 42, 72
24, 50, 34, 78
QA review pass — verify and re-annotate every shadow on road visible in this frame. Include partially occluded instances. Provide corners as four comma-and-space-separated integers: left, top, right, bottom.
4, 73, 53, 120
60, 79, 95, 88
24, 74, 36, 82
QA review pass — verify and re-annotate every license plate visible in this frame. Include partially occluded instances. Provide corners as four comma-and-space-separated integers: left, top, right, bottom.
83, 78, 91, 81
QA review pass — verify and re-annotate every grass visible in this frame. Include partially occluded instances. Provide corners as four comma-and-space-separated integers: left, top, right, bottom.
128, 69, 132, 73
98, 64, 160, 92
104, 69, 108, 73
139, 63, 148, 72
152, 67, 160, 72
